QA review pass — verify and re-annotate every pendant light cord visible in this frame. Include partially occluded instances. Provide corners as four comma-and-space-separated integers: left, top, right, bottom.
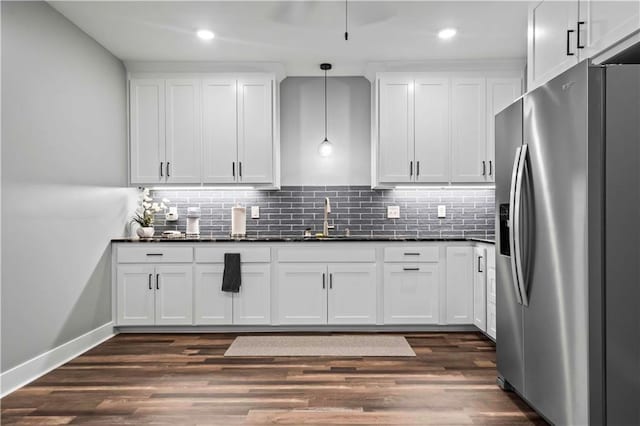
344, 0, 349, 41
324, 68, 328, 140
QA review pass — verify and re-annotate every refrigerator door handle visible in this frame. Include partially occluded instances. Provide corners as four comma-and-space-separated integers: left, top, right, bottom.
513, 144, 529, 307
508, 146, 524, 305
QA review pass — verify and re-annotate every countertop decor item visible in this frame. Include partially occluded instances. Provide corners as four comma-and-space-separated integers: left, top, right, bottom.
318, 63, 333, 157
130, 187, 169, 238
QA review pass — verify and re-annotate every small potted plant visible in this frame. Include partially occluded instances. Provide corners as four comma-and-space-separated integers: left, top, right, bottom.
131, 188, 169, 238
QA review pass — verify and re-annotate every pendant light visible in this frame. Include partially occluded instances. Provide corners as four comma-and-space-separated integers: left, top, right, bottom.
318, 63, 333, 157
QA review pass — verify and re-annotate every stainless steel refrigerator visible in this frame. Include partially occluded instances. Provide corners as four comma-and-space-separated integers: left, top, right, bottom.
495, 60, 640, 425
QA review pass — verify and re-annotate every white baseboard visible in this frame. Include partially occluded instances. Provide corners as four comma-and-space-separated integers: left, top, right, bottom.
0, 322, 115, 398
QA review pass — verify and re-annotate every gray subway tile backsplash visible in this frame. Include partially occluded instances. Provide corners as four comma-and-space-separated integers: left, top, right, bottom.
150, 186, 495, 239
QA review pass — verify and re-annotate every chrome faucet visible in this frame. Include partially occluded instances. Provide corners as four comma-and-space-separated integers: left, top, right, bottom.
323, 197, 333, 236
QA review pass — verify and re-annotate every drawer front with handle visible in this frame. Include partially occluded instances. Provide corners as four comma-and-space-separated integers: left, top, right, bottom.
117, 246, 194, 263
195, 246, 271, 263
383, 247, 439, 263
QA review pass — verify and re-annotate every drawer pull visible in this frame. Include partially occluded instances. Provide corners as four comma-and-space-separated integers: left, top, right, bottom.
146, 253, 164, 256
403, 267, 420, 271
403, 252, 421, 256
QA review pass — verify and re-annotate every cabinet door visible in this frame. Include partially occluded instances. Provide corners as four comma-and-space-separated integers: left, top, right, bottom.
233, 264, 271, 325
202, 79, 238, 183
327, 264, 377, 325
155, 265, 193, 325
237, 77, 274, 184
130, 79, 165, 184
165, 79, 201, 183
578, 0, 640, 60
194, 265, 233, 325
528, 0, 579, 89
117, 264, 155, 325
486, 78, 522, 182
377, 76, 414, 183
473, 247, 487, 332
450, 78, 487, 182
445, 247, 474, 324
276, 264, 327, 325
383, 264, 439, 324
414, 78, 450, 183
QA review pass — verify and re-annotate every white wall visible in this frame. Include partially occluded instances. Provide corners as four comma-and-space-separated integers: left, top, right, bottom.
280, 77, 371, 186
1, 1, 136, 373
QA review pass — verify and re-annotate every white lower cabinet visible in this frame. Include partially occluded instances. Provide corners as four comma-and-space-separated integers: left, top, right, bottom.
487, 266, 497, 340
383, 264, 439, 324
194, 263, 271, 325
277, 263, 377, 325
116, 264, 193, 326
473, 247, 487, 332
233, 264, 271, 325
446, 247, 474, 324
327, 264, 377, 325
194, 265, 233, 325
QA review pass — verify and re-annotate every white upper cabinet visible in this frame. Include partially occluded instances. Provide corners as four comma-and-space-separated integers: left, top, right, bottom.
578, 1, 640, 59
528, 1, 579, 91
130, 79, 165, 184
414, 78, 450, 183
202, 79, 237, 184
377, 76, 414, 183
165, 79, 201, 183
450, 78, 487, 183
237, 78, 274, 184
129, 73, 279, 187
486, 78, 522, 182
528, 0, 640, 90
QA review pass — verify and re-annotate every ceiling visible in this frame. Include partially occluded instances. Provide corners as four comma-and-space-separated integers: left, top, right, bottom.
49, 1, 529, 76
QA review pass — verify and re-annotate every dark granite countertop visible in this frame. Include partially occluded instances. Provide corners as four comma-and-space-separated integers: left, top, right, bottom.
112, 235, 495, 244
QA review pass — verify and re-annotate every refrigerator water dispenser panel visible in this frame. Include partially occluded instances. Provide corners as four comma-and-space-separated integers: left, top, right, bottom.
499, 204, 510, 256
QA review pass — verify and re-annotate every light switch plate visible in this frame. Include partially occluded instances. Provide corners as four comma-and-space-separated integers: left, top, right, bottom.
387, 205, 400, 219
437, 205, 446, 218
251, 206, 260, 219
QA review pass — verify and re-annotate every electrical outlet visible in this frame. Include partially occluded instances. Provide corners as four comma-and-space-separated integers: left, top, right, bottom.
437, 205, 446, 218
251, 206, 260, 219
387, 205, 400, 219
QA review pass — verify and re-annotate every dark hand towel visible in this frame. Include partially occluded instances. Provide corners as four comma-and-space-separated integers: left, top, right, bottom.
222, 253, 241, 293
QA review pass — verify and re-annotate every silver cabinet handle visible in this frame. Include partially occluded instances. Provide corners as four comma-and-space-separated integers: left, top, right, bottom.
403, 267, 420, 271
513, 144, 529, 306
322, 273, 326, 289
156, 274, 160, 290
329, 273, 333, 289
148, 273, 152, 290
482, 161, 486, 176
166, 162, 170, 177
160, 162, 164, 177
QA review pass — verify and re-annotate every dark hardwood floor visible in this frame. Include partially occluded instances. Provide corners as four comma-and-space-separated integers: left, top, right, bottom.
1, 332, 546, 425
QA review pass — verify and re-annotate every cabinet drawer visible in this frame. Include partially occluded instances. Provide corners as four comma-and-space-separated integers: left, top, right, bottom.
117, 246, 193, 263
383, 247, 439, 263
278, 248, 376, 263
195, 246, 271, 263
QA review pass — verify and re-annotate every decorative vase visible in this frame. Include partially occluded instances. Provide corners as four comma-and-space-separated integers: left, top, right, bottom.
137, 226, 155, 238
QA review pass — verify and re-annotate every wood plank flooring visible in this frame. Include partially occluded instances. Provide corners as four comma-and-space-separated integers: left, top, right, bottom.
1, 332, 547, 425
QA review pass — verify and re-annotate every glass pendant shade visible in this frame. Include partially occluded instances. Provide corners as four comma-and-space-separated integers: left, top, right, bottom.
318, 137, 333, 157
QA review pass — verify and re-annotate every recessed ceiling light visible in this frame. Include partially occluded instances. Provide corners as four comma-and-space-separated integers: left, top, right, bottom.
196, 29, 215, 41
438, 28, 457, 40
